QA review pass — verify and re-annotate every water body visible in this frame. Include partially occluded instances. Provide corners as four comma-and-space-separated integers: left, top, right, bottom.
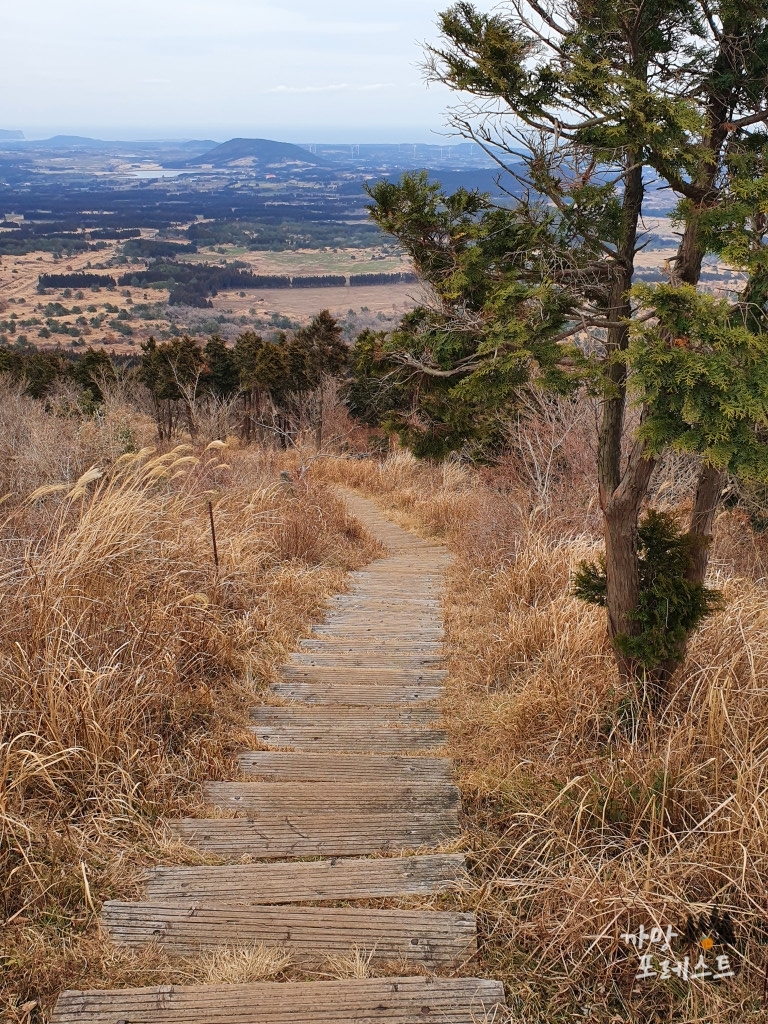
130, 169, 185, 179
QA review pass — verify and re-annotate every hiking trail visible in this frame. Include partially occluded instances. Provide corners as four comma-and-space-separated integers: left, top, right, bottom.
52, 489, 506, 1023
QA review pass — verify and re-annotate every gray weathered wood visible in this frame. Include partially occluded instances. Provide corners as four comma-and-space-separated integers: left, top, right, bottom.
203, 781, 459, 814
250, 724, 447, 753
101, 902, 477, 964
278, 664, 447, 682
289, 654, 444, 668
237, 752, 453, 784
251, 706, 442, 727
52, 976, 507, 1024
144, 854, 469, 904
270, 681, 444, 705
171, 811, 460, 857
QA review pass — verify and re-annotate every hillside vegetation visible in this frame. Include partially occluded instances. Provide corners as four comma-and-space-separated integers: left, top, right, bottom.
315, 411, 768, 1022
1, 362, 767, 1020
0, 386, 378, 1018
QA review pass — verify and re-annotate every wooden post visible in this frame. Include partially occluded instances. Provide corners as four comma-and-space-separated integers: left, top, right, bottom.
208, 501, 219, 570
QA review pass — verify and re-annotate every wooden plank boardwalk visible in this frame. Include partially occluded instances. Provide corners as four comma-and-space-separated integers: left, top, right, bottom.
52, 489, 506, 1023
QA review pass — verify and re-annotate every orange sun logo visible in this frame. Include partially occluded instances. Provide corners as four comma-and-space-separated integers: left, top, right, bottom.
702, 936, 715, 950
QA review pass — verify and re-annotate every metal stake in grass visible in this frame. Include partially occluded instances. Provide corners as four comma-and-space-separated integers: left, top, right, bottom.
208, 501, 219, 571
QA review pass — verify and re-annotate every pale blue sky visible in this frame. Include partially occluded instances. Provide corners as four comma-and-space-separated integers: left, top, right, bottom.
1, 0, 458, 142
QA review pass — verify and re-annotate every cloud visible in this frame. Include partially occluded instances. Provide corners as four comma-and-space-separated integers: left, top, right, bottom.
268, 84, 349, 94
267, 83, 392, 94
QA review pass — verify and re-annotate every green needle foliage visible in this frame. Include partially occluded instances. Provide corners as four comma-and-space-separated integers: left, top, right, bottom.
356, 172, 581, 457
573, 510, 721, 670
352, 0, 768, 700
629, 284, 768, 480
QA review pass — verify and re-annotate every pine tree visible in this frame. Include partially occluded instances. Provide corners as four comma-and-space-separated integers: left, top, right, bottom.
358, 0, 768, 703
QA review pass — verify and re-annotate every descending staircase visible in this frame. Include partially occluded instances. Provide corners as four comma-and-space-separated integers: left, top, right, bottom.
52, 490, 506, 1023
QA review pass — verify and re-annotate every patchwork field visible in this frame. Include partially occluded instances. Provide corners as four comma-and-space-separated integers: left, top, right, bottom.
0, 220, 745, 358
0, 242, 419, 353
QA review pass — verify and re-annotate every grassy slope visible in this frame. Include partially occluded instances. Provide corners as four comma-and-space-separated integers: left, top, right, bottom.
0, 389, 379, 1019
5, 383, 768, 1022
316, 423, 768, 1023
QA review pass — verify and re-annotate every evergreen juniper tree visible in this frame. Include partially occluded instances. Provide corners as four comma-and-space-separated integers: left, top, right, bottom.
357, 0, 768, 706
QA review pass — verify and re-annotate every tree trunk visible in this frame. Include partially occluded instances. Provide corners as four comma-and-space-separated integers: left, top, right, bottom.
603, 437, 657, 681
687, 464, 725, 585
597, 155, 650, 681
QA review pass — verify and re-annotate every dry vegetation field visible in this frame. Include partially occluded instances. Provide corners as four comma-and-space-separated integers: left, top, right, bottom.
3, 381, 768, 1022
313, 405, 768, 1023
0, 388, 381, 1020
0, 242, 418, 356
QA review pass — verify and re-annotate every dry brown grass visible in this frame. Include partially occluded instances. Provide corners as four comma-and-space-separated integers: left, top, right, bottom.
0, 390, 378, 1019
314, 401, 768, 1023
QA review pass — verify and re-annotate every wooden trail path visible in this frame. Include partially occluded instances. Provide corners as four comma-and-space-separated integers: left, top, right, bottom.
52, 491, 506, 1023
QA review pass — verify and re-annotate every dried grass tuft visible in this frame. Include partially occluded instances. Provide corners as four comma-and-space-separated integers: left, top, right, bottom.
0, 390, 378, 1014
199, 945, 295, 985
316, 397, 768, 1022
322, 946, 376, 980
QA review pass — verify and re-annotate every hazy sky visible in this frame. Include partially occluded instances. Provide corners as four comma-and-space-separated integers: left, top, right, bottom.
1, 0, 459, 142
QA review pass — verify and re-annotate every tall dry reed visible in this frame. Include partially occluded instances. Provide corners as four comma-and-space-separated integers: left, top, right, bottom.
1, 394, 377, 1018
316, 400, 768, 1023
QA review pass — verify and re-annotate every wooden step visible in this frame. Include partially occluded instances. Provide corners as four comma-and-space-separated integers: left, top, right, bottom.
203, 781, 459, 814
251, 725, 447, 753
251, 707, 442, 727
298, 641, 443, 651
278, 665, 447, 682
327, 597, 441, 608
238, 752, 453, 784
171, 811, 460, 857
270, 681, 444, 704
288, 655, 443, 669
144, 854, 469, 904
101, 903, 477, 965
53, 976, 507, 1024
307, 633, 443, 642
306, 619, 441, 626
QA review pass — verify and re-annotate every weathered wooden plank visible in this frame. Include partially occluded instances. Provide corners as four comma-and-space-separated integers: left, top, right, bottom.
144, 854, 469, 904
101, 903, 477, 964
250, 707, 442, 727
297, 645, 443, 656
270, 681, 444, 705
278, 665, 447, 682
237, 752, 453, 784
203, 781, 459, 814
307, 630, 444, 638
250, 725, 447, 753
171, 811, 460, 857
52, 976, 507, 1024
288, 655, 444, 668
326, 598, 441, 608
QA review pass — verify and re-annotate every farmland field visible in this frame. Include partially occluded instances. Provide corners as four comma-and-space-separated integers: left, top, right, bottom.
0, 242, 419, 353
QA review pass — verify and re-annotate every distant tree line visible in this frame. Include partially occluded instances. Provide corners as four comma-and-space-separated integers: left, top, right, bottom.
89, 228, 141, 240
350, 272, 417, 286
38, 272, 117, 291
0, 231, 93, 257
123, 238, 198, 260
138, 311, 349, 444
115, 260, 416, 307
117, 261, 288, 305
293, 275, 346, 288
0, 310, 353, 447
0, 345, 118, 404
